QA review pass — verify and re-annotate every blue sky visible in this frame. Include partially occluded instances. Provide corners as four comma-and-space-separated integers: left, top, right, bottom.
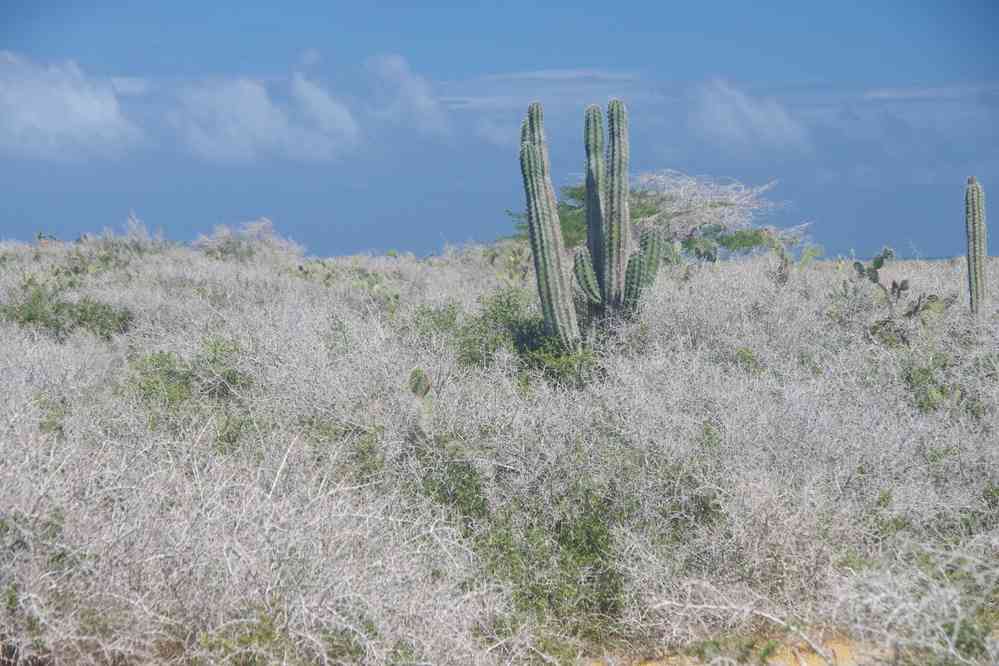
2, 1, 996, 260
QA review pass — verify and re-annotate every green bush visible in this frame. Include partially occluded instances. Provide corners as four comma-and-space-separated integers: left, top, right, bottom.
503, 184, 589, 249
197, 336, 253, 400
409, 301, 461, 341
454, 287, 602, 389
472, 480, 626, 642
522, 335, 601, 389
412, 432, 489, 533
129, 337, 252, 408
130, 351, 194, 408
0, 278, 133, 341
454, 287, 543, 367
733, 346, 764, 375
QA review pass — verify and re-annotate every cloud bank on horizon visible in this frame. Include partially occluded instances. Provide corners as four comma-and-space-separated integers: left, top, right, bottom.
3, 47, 994, 189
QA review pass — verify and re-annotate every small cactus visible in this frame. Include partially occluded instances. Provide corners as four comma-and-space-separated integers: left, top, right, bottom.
408, 367, 431, 399
965, 176, 988, 316
853, 247, 909, 317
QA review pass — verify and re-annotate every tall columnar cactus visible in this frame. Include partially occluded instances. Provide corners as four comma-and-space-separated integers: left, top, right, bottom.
572, 100, 663, 318
583, 105, 606, 308
519, 99, 663, 347
965, 176, 988, 316
519, 103, 581, 350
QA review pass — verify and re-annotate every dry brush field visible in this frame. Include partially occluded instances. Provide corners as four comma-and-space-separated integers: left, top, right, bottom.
1, 224, 997, 664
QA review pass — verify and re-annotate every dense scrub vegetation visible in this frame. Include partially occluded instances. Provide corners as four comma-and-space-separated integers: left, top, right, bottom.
0, 215, 996, 664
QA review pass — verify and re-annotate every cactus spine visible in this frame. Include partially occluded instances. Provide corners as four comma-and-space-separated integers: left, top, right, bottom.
965, 176, 987, 316
520, 103, 581, 350
519, 99, 662, 348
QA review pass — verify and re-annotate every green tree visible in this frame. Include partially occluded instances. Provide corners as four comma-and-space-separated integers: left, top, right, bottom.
503, 183, 666, 250
503, 183, 588, 249
503, 180, 775, 261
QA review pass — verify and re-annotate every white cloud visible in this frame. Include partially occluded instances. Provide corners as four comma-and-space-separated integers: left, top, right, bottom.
439, 95, 526, 112
111, 76, 151, 96
435, 67, 660, 115
0, 51, 143, 161
168, 75, 359, 164
478, 69, 639, 83
689, 78, 811, 154
366, 53, 450, 135
473, 117, 520, 150
862, 84, 996, 102
291, 73, 359, 137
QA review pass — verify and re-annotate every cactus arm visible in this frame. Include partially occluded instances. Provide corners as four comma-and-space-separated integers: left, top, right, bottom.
965, 176, 988, 316
623, 253, 644, 311
584, 105, 606, 298
637, 227, 664, 289
622, 228, 664, 311
523, 103, 561, 235
520, 140, 581, 350
603, 99, 631, 308
573, 248, 603, 305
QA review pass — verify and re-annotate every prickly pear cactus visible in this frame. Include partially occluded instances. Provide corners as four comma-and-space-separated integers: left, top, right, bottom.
408, 367, 431, 399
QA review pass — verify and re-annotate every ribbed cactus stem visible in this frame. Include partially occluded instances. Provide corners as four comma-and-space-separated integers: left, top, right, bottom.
603, 100, 631, 308
965, 176, 987, 316
522, 104, 560, 240
573, 248, 602, 305
584, 105, 606, 307
638, 227, 664, 289
623, 253, 643, 311
520, 128, 581, 350
521, 99, 658, 347
623, 228, 664, 310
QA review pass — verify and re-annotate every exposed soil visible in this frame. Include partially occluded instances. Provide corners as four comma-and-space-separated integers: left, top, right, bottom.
581, 634, 893, 665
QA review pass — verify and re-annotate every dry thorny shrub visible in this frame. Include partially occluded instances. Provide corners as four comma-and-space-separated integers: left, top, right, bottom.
0, 222, 997, 664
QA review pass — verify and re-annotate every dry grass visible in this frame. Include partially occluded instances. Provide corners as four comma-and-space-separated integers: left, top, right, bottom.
0, 223, 996, 665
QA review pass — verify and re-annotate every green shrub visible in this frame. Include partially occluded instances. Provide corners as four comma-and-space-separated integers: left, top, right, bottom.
344, 427, 386, 484
196, 603, 294, 665
733, 346, 763, 375
454, 287, 543, 367
521, 335, 601, 389
454, 286, 601, 388
409, 432, 489, 533
212, 408, 253, 455
196, 336, 252, 400
409, 301, 461, 341
130, 351, 194, 408
903, 353, 961, 414
472, 480, 627, 643
297, 262, 402, 318
59, 244, 133, 277
0, 278, 133, 341
300, 416, 386, 482
129, 337, 252, 413
35, 394, 69, 439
